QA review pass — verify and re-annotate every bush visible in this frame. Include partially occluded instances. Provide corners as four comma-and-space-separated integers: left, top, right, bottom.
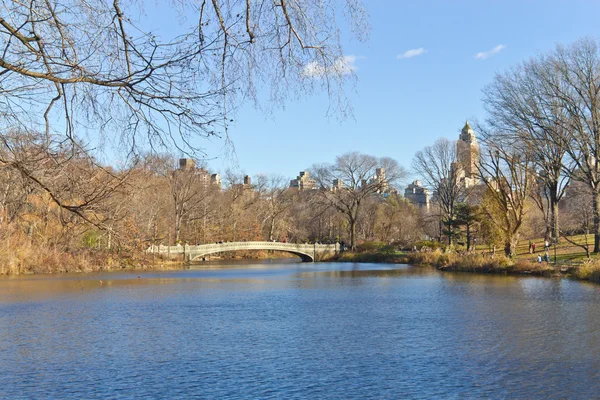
405, 249, 445, 266
82, 230, 102, 248
447, 253, 487, 272
335, 251, 404, 263
413, 240, 443, 251
356, 241, 393, 253
436, 253, 451, 267
379, 244, 397, 254
573, 260, 600, 283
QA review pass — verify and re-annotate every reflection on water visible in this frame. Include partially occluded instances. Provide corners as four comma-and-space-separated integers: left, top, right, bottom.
1, 262, 599, 399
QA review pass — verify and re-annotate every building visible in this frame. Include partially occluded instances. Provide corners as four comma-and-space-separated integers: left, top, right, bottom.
178, 158, 220, 190
452, 121, 480, 188
332, 178, 343, 192
404, 180, 430, 209
179, 158, 196, 170
210, 173, 222, 189
290, 171, 317, 191
288, 167, 392, 194
368, 167, 391, 193
232, 175, 254, 193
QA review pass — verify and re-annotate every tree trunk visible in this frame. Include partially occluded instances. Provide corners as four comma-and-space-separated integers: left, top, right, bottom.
175, 213, 182, 243
504, 234, 519, 257
269, 216, 275, 241
152, 221, 157, 261
594, 188, 600, 253
544, 225, 551, 243
350, 217, 356, 251
550, 195, 559, 241
504, 239, 513, 257
466, 223, 471, 251
448, 213, 456, 246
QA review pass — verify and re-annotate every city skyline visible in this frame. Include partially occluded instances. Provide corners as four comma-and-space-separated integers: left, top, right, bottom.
176, 119, 479, 192
153, 1, 600, 180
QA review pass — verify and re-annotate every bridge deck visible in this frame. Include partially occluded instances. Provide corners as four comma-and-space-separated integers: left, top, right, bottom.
147, 241, 340, 262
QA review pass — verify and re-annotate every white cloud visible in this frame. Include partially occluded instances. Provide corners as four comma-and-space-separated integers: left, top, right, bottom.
396, 48, 427, 59
475, 44, 506, 60
302, 55, 358, 78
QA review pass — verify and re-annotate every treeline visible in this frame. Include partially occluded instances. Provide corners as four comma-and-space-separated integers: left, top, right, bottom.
0, 146, 426, 273
413, 37, 600, 257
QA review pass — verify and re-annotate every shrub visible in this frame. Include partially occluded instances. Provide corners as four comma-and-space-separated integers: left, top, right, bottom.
447, 253, 487, 272
413, 240, 443, 251
405, 249, 446, 266
436, 253, 451, 267
574, 260, 600, 283
356, 242, 386, 253
379, 244, 397, 254
82, 230, 102, 248
356, 241, 393, 253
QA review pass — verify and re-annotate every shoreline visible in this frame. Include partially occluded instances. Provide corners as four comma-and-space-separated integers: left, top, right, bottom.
0, 251, 301, 276
4, 249, 599, 286
330, 250, 600, 284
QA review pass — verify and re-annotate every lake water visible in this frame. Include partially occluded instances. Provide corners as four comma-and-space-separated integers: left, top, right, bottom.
1, 260, 600, 399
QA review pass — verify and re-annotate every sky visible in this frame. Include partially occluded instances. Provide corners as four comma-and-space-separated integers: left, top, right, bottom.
148, 1, 600, 183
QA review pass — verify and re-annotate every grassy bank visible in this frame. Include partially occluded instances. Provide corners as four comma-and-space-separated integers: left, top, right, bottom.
0, 250, 182, 275
333, 251, 407, 263
332, 237, 600, 284
334, 248, 600, 287
0, 239, 182, 275
404, 250, 557, 277
570, 262, 600, 284
335, 249, 557, 277
0, 245, 312, 275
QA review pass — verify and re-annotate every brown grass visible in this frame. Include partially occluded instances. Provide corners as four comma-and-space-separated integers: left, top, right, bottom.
571, 259, 600, 284
0, 227, 167, 275
337, 241, 600, 284
334, 251, 406, 263
397, 250, 555, 276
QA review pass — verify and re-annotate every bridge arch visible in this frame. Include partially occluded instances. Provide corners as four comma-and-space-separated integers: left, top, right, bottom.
188, 247, 314, 262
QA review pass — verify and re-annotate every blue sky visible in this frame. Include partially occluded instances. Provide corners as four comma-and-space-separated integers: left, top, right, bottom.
156, 1, 600, 182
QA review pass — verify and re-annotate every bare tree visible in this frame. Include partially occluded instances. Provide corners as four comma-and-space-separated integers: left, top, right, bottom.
482, 59, 572, 243
0, 0, 368, 240
290, 193, 344, 244
562, 181, 593, 234
561, 181, 593, 258
357, 196, 380, 242
412, 138, 465, 245
375, 195, 422, 246
0, 130, 127, 230
311, 152, 406, 250
164, 159, 215, 243
532, 38, 600, 253
477, 140, 534, 257
0, 0, 367, 150
255, 174, 295, 241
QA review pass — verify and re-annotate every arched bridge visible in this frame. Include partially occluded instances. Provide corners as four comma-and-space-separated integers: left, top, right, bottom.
147, 241, 340, 262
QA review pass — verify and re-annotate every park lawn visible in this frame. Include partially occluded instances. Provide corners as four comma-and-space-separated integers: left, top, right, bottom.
494, 234, 594, 263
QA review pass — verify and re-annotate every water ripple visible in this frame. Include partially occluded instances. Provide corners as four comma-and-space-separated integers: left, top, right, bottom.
0, 264, 599, 398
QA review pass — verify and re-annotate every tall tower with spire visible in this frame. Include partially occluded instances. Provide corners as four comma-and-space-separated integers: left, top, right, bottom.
455, 121, 479, 187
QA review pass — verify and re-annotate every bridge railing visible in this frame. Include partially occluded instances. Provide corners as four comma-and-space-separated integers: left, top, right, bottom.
146, 241, 339, 254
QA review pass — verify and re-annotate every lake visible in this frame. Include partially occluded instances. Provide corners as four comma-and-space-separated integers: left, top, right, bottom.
1, 260, 599, 399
